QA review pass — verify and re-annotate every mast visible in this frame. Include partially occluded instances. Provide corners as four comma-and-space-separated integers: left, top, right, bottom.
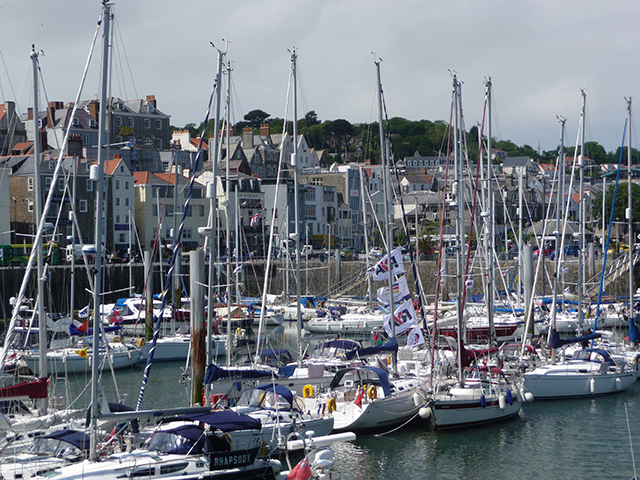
376, 59, 396, 372
485, 79, 495, 345
207, 46, 224, 372
224, 59, 232, 367
90, 1, 111, 461
517, 165, 523, 309
627, 98, 634, 319
291, 50, 303, 365
453, 76, 466, 384
577, 90, 586, 335
551, 117, 565, 363
31, 45, 47, 416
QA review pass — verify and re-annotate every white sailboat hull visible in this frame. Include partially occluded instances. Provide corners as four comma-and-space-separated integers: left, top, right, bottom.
430, 388, 521, 429
23, 345, 142, 374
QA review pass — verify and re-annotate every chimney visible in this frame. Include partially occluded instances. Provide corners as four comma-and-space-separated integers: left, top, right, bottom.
146, 95, 157, 109
242, 127, 253, 148
259, 123, 270, 139
5, 101, 15, 122
88, 100, 99, 120
27, 108, 34, 120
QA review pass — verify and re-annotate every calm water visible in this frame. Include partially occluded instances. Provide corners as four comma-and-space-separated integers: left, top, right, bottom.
54, 344, 640, 480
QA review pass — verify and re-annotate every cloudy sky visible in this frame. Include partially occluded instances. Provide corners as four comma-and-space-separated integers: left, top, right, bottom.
1, 0, 639, 154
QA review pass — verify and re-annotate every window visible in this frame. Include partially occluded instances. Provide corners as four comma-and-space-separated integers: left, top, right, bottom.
72, 118, 79, 126
27, 199, 34, 212
155, 119, 162, 130
116, 135, 123, 144
49, 161, 56, 170
185, 205, 192, 217
125, 181, 129, 190
125, 214, 129, 224
87, 178, 93, 192
89, 119, 97, 127
45, 177, 52, 191
144, 119, 151, 129
125, 197, 130, 207
305, 205, 315, 218
115, 197, 120, 207
28, 177, 34, 191
120, 165, 124, 173
127, 117, 134, 127
115, 180, 120, 190
58, 178, 65, 191
184, 228, 192, 239
80, 199, 87, 212
115, 116, 122, 127
198, 205, 204, 216
115, 214, 120, 224
162, 161, 170, 171
152, 205, 158, 216
119, 233, 126, 243
83, 134, 90, 145
155, 138, 162, 150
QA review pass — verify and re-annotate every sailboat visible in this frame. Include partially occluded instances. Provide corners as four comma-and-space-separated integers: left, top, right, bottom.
426, 78, 525, 429
524, 94, 639, 399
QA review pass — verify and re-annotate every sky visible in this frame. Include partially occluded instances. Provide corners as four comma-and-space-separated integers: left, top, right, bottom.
1, 0, 639, 155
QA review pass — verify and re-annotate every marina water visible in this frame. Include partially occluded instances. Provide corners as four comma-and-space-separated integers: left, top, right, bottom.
55, 332, 640, 480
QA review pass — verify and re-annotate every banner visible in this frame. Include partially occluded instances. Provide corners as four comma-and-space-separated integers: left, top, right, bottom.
371, 247, 404, 281
78, 305, 90, 319
383, 299, 418, 336
376, 275, 411, 306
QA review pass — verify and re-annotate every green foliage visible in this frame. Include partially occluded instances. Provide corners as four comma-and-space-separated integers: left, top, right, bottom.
592, 182, 640, 227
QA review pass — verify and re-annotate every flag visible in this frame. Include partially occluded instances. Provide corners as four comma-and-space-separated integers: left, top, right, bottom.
79, 305, 89, 319
75, 347, 88, 358
233, 265, 242, 274
250, 212, 261, 228
376, 276, 411, 306
564, 287, 570, 293
109, 310, 123, 324
287, 456, 312, 480
371, 247, 404, 281
354, 388, 364, 409
465, 278, 474, 288
241, 200, 248, 207
406, 325, 425, 348
383, 300, 418, 336
77, 319, 88, 333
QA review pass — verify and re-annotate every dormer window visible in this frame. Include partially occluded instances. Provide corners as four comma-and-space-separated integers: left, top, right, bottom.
89, 119, 97, 127
72, 118, 80, 126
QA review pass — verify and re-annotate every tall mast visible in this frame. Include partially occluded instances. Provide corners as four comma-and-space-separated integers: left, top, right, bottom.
207, 47, 224, 371
485, 79, 495, 345
627, 98, 634, 319
551, 117, 565, 363
577, 91, 586, 335
224, 59, 232, 367
376, 60, 396, 373
90, 1, 111, 461
453, 76, 466, 384
31, 45, 47, 417
291, 50, 303, 365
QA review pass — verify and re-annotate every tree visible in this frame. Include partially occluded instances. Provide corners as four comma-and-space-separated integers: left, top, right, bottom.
244, 109, 271, 128
592, 182, 640, 231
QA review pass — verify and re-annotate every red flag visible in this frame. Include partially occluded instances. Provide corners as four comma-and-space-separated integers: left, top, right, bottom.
78, 319, 88, 333
286, 456, 312, 480
354, 388, 364, 409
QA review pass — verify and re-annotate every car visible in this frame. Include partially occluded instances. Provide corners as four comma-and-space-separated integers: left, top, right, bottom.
549, 244, 580, 260
533, 247, 554, 258
368, 247, 383, 257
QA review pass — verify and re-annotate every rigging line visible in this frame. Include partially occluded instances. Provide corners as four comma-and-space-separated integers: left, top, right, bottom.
0, 11, 103, 375
595, 119, 628, 321
381, 99, 428, 322
136, 73, 217, 411
429, 91, 455, 385
36, 65, 61, 151
254, 60, 293, 361
240, 218, 262, 296
460, 95, 488, 313
112, 15, 138, 100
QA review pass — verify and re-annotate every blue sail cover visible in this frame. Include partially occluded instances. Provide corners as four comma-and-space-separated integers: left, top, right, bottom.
549, 329, 601, 349
328, 366, 392, 396
166, 410, 262, 432
69, 324, 121, 336
344, 337, 398, 360
254, 383, 294, 406
41, 430, 90, 450
203, 364, 277, 384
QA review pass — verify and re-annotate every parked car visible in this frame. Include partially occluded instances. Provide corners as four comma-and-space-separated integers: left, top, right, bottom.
533, 246, 554, 258
550, 244, 580, 260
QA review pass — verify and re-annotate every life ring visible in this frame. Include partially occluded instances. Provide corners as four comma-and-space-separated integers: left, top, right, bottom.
327, 397, 336, 413
280, 308, 285, 315
367, 385, 377, 400
302, 384, 314, 398
112, 336, 120, 343
136, 338, 145, 347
